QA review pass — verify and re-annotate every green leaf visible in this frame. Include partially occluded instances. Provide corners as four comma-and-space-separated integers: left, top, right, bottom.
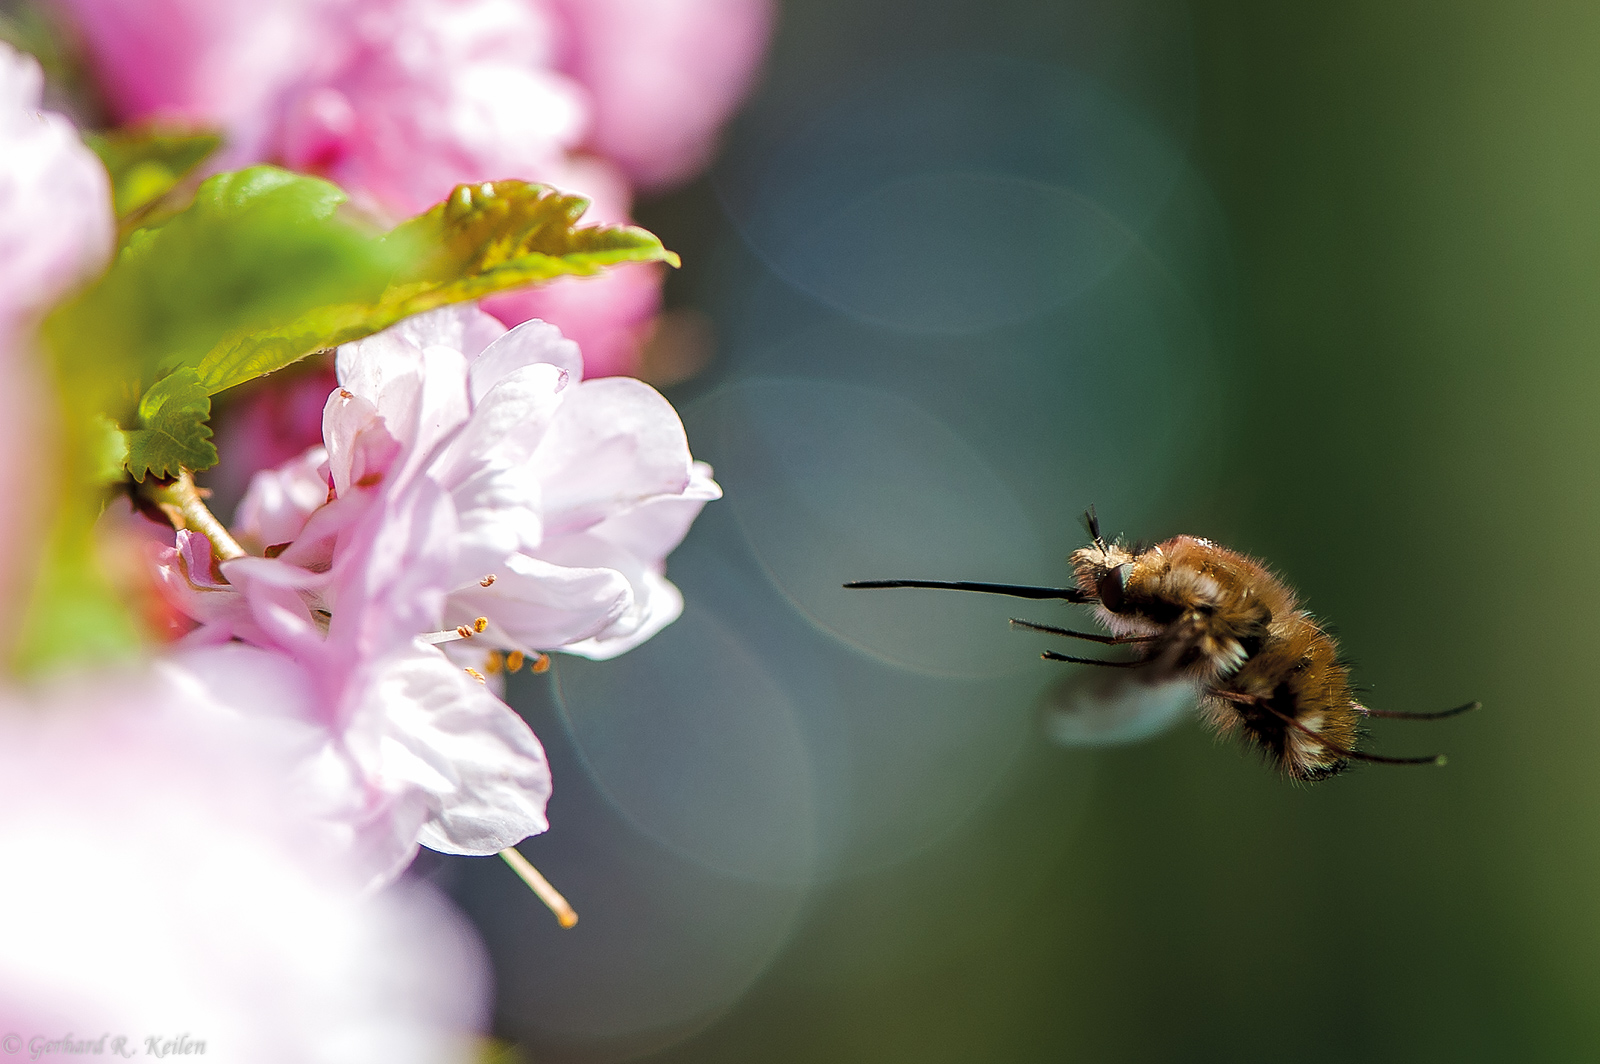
11, 500, 143, 673
194, 180, 679, 396
48, 171, 675, 482
44, 165, 397, 430
123, 369, 216, 482
87, 414, 130, 484
388, 179, 680, 289
84, 125, 223, 220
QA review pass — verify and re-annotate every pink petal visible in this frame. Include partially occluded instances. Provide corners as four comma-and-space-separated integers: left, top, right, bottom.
446, 551, 632, 652
547, 0, 776, 190
364, 646, 552, 855
467, 318, 582, 399
234, 445, 332, 551
532, 376, 695, 536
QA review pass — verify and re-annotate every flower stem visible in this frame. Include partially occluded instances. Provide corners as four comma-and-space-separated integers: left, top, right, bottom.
498, 847, 578, 928
139, 471, 246, 562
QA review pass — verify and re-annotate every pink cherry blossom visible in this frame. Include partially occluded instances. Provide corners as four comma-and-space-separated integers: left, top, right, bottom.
234, 303, 720, 661
152, 305, 715, 877
0, 671, 489, 1060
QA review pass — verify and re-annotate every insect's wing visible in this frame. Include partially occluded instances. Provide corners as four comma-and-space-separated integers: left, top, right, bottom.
1038, 670, 1199, 747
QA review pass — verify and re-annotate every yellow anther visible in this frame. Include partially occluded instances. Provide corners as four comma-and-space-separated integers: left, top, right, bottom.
480, 574, 497, 587
485, 650, 504, 675
505, 650, 525, 673
456, 625, 472, 639
530, 652, 551, 674
473, 616, 488, 633
464, 667, 486, 684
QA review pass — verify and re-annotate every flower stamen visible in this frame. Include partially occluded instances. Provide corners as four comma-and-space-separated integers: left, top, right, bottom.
505, 650, 524, 673
498, 847, 578, 928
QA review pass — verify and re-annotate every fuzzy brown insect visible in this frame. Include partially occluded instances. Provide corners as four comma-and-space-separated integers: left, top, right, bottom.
845, 510, 1475, 781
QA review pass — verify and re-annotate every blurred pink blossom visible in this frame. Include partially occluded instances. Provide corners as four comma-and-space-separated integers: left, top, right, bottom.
56, 0, 772, 375
0, 43, 113, 629
0, 671, 489, 1060
546, 0, 775, 191
0, 44, 112, 329
273, 0, 585, 219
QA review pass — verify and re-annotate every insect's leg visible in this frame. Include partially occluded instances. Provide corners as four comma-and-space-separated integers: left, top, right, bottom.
1009, 618, 1156, 645
1259, 703, 1445, 767
1041, 650, 1144, 668
1361, 701, 1479, 721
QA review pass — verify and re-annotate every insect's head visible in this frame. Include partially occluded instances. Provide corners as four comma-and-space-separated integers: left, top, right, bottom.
1070, 508, 1139, 612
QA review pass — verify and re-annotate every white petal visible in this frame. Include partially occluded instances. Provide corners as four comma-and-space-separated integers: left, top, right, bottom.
335, 304, 500, 401
468, 316, 583, 402
329, 474, 459, 655
583, 459, 721, 563
385, 303, 506, 361
152, 532, 252, 636
334, 329, 472, 474
157, 643, 434, 889
406, 344, 474, 473
0, 44, 113, 326
445, 550, 632, 651
234, 445, 331, 550
530, 529, 689, 657
365, 647, 552, 855
532, 376, 695, 536
322, 387, 397, 496
559, 569, 686, 661
431, 361, 567, 492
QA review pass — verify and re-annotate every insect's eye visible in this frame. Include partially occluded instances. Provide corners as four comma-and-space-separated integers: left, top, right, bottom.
1098, 563, 1131, 611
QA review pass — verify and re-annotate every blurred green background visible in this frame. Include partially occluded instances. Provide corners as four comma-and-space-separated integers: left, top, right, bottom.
460, 0, 1599, 1060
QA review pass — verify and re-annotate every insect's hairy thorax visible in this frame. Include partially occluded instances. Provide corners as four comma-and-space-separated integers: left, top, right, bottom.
1076, 536, 1288, 679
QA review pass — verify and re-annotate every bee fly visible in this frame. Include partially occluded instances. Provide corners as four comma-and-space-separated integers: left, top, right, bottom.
845, 509, 1477, 781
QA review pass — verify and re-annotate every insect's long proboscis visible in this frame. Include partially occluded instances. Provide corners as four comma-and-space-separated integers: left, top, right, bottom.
843, 579, 1091, 602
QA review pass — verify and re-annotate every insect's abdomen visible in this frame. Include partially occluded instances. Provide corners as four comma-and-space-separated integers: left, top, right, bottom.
1206, 613, 1362, 780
